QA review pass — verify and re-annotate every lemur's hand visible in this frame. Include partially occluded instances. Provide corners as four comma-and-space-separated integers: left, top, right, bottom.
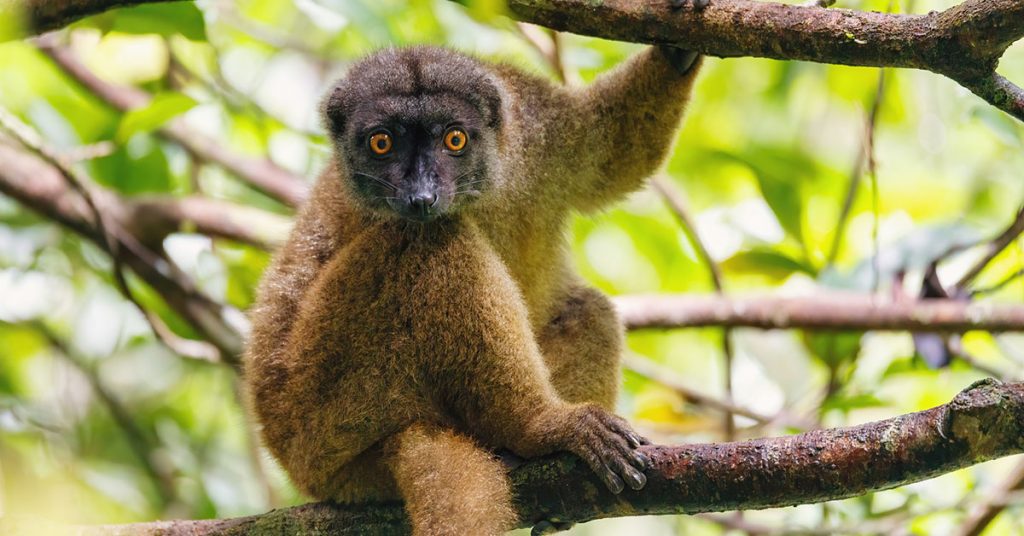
660, 47, 701, 74
561, 404, 651, 494
670, 0, 710, 9
661, 0, 706, 74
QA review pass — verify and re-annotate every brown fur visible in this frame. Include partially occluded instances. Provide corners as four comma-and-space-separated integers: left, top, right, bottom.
244, 46, 702, 534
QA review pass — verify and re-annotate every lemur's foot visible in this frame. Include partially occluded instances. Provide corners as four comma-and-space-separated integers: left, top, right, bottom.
669, 0, 710, 10
562, 404, 651, 494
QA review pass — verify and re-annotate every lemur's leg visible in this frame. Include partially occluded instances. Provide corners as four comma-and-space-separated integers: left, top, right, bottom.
386, 423, 514, 536
538, 285, 624, 411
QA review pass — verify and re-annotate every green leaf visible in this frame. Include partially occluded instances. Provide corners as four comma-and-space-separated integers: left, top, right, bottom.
89, 136, 173, 194
822, 222, 980, 291
802, 331, 863, 367
450, 0, 509, 23
712, 146, 821, 248
115, 93, 197, 144
722, 248, 817, 280
971, 105, 1022, 147
79, 2, 208, 40
821, 392, 886, 412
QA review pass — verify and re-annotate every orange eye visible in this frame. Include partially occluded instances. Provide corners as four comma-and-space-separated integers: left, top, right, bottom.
368, 132, 393, 155
444, 128, 468, 152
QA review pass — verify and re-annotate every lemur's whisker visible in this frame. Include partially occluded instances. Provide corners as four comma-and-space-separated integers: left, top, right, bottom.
354, 171, 397, 192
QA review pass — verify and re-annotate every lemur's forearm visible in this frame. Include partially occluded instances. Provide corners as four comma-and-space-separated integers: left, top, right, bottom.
564, 47, 703, 211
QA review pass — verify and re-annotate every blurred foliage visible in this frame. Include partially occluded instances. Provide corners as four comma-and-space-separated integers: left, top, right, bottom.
1, 0, 1023, 534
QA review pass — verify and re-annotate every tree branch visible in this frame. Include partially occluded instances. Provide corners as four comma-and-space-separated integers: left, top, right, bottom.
32, 379, 1023, 534
614, 292, 1024, 332
0, 141, 244, 360
0, 137, 290, 250
505, 0, 1024, 121
2, 0, 1021, 119
955, 204, 1024, 291
952, 457, 1024, 536
124, 196, 290, 250
652, 176, 739, 438
34, 35, 310, 208
0, 0, 176, 38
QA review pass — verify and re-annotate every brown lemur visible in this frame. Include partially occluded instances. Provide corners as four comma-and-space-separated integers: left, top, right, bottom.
244, 39, 704, 535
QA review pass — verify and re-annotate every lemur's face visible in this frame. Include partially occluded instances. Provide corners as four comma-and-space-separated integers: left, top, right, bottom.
323, 48, 503, 222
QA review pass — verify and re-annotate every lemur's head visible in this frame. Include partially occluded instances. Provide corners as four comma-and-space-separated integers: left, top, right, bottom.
322, 47, 504, 223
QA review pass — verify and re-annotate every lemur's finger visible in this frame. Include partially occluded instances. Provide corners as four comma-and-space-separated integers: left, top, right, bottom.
575, 426, 626, 494
601, 464, 626, 494
599, 412, 649, 450
592, 439, 634, 493
618, 460, 648, 490
631, 449, 652, 470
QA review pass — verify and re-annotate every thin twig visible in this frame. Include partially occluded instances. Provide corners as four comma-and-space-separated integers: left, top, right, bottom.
651, 176, 736, 440
826, 69, 887, 269
623, 353, 774, 424
951, 458, 1024, 536
34, 35, 309, 207
32, 321, 178, 508
948, 339, 1013, 380
954, 205, 1024, 291
971, 267, 1024, 297
515, 23, 568, 84
0, 107, 198, 359
866, 80, 884, 293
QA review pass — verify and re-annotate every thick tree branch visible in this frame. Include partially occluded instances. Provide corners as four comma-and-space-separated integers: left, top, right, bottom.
614, 293, 1024, 332
2, 0, 1021, 119
507, 0, 1024, 72
0, 139, 289, 249
31, 379, 1022, 534
0, 141, 244, 360
124, 197, 290, 250
505, 0, 1024, 121
0, 0, 176, 38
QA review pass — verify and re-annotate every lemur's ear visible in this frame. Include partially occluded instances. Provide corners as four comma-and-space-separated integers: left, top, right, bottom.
479, 77, 503, 130
321, 81, 348, 138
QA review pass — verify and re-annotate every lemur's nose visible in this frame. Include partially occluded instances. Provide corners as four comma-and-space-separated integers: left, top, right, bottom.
408, 192, 438, 214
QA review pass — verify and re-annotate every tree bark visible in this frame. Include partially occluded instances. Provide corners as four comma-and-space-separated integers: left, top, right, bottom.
4, 0, 1020, 120
13, 379, 1017, 535
505, 0, 1024, 120
0, 0, 176, 37
614, 293, 1024, 332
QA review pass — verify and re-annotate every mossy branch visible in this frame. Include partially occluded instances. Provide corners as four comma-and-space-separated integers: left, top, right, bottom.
20, 379, 1019, 535
504, 0, 1024, 121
